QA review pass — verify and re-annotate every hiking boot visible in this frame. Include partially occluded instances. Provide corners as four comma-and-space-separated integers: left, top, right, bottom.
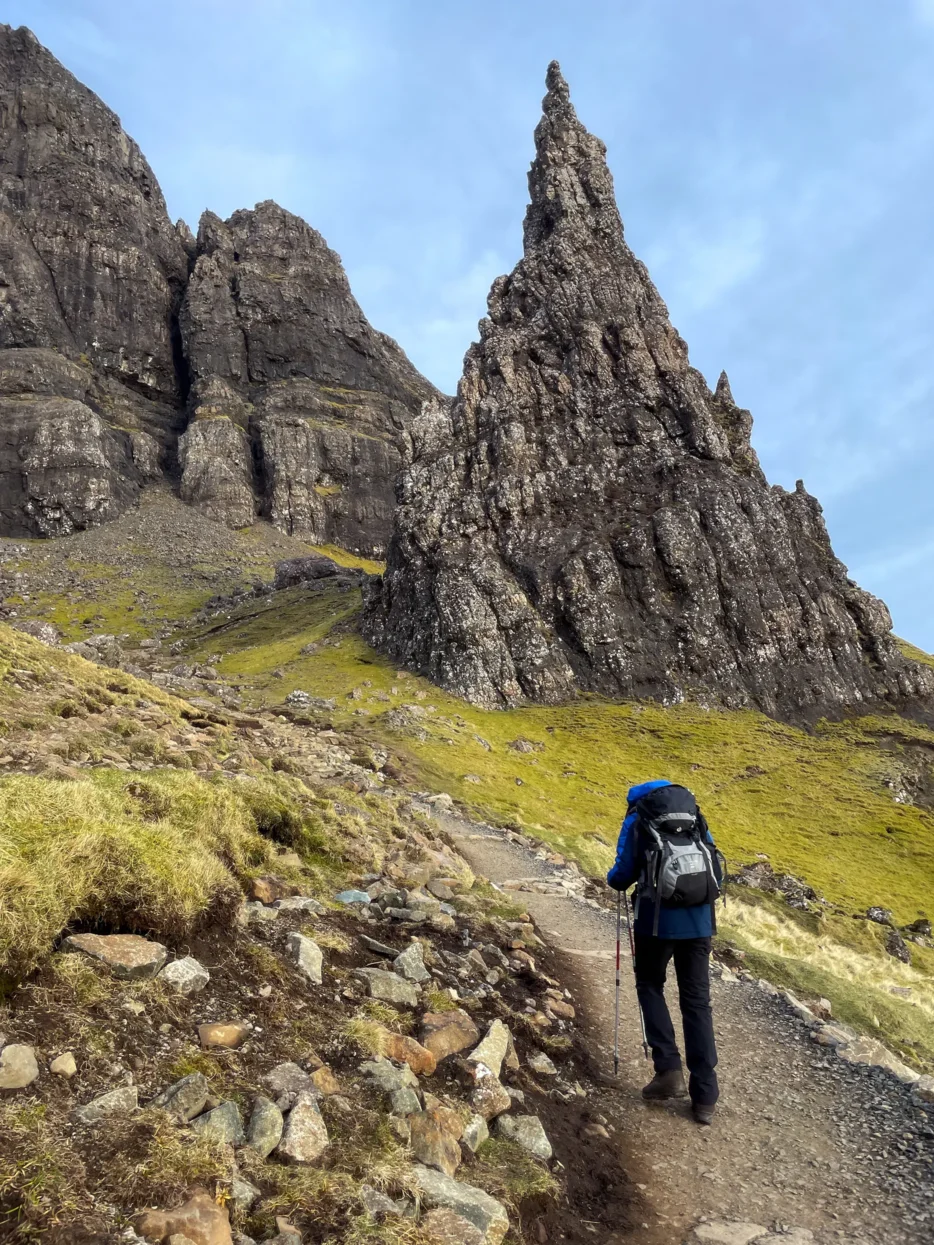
692, 1102, 716, 1126
642, 1069, 688, 1100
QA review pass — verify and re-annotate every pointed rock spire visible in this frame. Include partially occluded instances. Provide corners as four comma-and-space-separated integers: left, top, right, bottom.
715, 370, 734, 404
364, 65, 932, 717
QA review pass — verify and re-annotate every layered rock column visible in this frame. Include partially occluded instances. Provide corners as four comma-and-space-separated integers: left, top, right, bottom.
364, 63, 932, 718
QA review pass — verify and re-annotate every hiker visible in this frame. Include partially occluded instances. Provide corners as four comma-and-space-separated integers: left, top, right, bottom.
607, 779, 723, 1125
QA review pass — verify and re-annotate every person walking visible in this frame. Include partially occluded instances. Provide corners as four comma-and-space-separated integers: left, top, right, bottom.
607, 779, 724, 1125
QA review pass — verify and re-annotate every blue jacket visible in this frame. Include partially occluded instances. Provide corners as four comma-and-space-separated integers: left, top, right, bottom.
606, 779, 717, 939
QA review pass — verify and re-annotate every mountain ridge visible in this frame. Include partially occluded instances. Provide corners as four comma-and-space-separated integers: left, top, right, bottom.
0, 23, 437, 555
363, 61, 933, 720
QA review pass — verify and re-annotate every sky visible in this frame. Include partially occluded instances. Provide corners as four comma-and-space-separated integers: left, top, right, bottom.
6, 0, 934, 650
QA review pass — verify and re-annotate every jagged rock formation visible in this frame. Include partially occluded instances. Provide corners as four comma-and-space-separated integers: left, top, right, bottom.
364, 63, 933, 718
179, 202, 438, 550
0, 25, 435, 552
0, 25, 188, 534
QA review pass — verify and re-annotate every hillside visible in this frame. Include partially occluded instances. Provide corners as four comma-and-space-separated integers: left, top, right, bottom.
3, 496, 933, 1081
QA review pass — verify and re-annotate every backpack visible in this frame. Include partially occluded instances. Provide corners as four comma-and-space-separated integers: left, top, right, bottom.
631, 784, 725, 935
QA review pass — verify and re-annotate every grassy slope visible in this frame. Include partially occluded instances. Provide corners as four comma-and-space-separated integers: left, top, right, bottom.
4, 502, 933, 1069
178, 584, 934, 1068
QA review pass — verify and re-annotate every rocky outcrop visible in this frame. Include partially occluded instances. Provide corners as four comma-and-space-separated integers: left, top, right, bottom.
0, 26, 437, 551
179, 202, 438, 553
0, 25, 189, 534
364, 63, 933, 719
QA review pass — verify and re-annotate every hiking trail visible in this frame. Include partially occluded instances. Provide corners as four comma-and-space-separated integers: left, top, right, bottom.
437, 810, 933, 1245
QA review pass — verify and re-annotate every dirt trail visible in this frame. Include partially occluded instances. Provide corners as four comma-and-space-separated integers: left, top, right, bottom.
437, 811, 933, 1245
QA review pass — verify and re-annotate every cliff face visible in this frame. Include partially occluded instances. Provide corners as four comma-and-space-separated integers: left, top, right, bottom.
0, 25, 435, 552
0, 24, 188, 535
179, 202, 437, 551
364, 63, 932, 718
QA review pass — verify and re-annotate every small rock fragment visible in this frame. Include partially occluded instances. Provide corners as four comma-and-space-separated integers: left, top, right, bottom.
50, 1051, 77, 1078
159, 956, 210, 994
0, 1044, 39, 1089
309, 1066, 341, 1096
527, 1051, 557, 1077
198, 1022, 249, 1050
335, 889, 371, 906
470, 1065, 512, 1121
274, 896, 326, 913
360, 1183, 401, 1219
286, 932, 324, 986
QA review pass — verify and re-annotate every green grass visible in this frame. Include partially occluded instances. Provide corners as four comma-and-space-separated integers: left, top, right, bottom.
180, 588, 934, 924
898, 637, 934, 670
174, 585, 934, 1068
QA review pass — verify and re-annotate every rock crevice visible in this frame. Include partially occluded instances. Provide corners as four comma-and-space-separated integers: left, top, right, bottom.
363, 62, 932, 718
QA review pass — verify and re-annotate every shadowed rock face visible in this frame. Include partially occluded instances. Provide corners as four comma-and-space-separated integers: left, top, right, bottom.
0, 24, 189, 534
0, 25, 436, 551
179, 202, 438, 553
364, 63, 933, 718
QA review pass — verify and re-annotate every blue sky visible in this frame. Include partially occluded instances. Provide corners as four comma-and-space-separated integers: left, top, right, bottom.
7, 0, 934, 650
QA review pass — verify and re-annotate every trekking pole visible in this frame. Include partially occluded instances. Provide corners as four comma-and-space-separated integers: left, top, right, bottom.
613, 890, 622, 1077
624, 888, 651, 1059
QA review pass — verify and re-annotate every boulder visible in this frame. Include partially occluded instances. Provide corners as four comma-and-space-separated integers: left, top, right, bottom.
134, 1189, 233, 1245
274, 555, 340, 588
152, 1073, 211, 1122
494, 1114, 552, 1161
246, 1096, 284, 1157
276, 1091, 330, 1164
467, 1020, 512, 1079
63, 933, 167, 980
74, 1085, 139, 1125
356, 967, 419, 1007
410, 1166, 509, 1244
420, 1011, 480, 1062
409, 1106, 464, 1177
190, 1101, 244, 1145
394, 941, 431, 982
286, 932, 324, 986
421, 1208, 484, 1245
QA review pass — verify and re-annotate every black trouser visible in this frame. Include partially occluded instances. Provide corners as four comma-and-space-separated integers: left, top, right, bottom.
634, 935, 719, 1106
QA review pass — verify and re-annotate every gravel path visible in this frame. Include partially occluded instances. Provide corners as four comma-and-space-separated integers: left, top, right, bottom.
438, 813, 933, 1245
